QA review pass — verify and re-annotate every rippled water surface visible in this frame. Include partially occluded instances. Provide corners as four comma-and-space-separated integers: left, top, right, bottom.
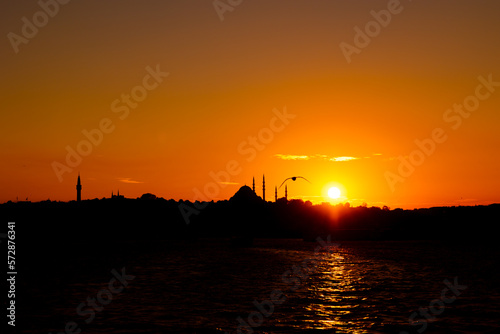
20, 239, 500, 333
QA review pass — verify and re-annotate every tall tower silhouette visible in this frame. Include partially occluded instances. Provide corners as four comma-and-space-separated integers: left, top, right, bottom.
76, 173, 82, 202
262, 174, 265, 202
275, 186, 277, 202
252, 177, 255, 193
285, 184, 288, 201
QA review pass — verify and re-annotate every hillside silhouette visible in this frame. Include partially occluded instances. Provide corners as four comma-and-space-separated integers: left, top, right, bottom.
2, 186, 498, 245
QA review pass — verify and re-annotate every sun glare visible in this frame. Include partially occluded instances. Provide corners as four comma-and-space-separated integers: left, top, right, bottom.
328, 187, 341, 199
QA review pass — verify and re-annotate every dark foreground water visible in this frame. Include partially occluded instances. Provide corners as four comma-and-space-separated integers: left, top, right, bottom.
18, 239, 500, 333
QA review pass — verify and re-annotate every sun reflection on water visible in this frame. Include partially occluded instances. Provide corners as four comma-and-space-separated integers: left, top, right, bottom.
295, 249, 378, 333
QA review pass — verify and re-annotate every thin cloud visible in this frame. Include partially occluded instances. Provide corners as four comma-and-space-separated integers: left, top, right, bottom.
274, 154, 310, 160
329, 156, 359, 162
218, 181, 239, 185
118, 178, 144, 184
275, 153, 379, 162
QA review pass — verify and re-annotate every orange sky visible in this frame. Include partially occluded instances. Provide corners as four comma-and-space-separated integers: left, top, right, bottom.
1, 0, 499, 208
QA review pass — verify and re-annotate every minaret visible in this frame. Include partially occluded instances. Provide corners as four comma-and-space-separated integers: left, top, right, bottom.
285, 184, 288, 201
262, 174, 266, 202
76, 173, 82, 202
275, 186, 277, 202
252, 177, 255, 193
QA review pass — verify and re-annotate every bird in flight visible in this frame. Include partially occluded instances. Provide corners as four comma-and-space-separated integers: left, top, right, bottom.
279, 176, 311, 189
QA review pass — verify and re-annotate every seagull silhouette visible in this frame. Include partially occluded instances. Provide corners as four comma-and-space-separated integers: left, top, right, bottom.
279, 176, 311, 189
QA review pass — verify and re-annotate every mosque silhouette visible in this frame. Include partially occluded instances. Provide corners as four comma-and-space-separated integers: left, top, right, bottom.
75, 174, 289, 202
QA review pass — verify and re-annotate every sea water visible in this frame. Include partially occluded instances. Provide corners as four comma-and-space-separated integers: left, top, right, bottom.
18, 239, 500, 333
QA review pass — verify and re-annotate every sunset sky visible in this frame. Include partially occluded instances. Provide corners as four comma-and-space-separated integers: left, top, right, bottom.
1, 0, 499, 208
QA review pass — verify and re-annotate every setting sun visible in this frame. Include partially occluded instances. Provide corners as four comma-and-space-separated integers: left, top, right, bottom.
328, 187, 341, 199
